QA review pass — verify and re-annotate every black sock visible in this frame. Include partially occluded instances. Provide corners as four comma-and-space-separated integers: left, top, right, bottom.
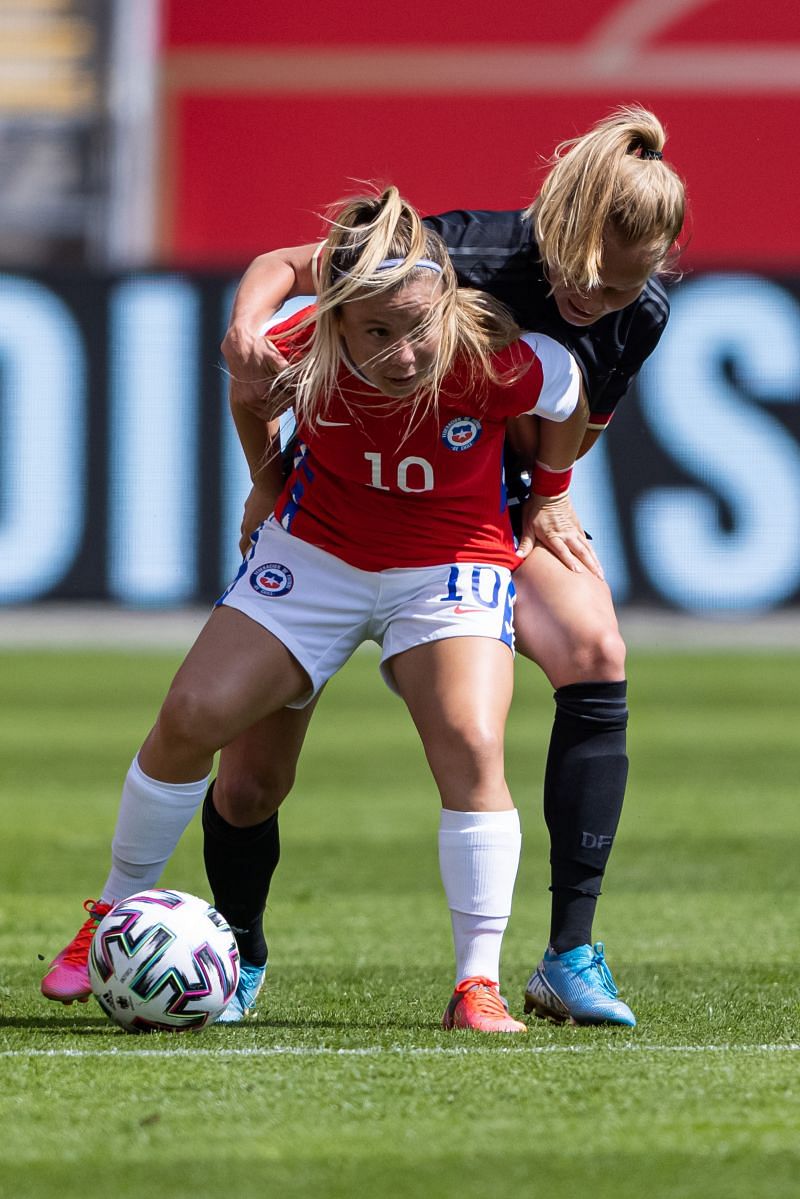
201, 782, 280, 968
544, 680, 629, 954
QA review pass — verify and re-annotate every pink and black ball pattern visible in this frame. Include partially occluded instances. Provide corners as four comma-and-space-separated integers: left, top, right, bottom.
89, 889, 240, 1032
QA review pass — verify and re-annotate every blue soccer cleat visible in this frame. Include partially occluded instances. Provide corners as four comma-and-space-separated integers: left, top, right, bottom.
523, 942, 636, 1027
216, 959, 266, 1024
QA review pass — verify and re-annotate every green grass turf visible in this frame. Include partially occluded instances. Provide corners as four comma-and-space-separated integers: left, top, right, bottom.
1, 644, 799, 1199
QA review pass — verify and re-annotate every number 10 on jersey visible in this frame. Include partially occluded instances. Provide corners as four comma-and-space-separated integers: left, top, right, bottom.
364, 452, 434, 494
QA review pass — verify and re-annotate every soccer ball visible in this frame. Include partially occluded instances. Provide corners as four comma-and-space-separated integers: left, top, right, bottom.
89, 889, 240, 1033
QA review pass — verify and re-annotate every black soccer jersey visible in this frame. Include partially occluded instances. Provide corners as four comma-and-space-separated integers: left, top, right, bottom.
423, 208, 670, 431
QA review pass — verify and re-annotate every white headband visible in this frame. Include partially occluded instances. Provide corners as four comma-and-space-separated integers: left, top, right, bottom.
332, 255, 443, 281
376, 257, 443, 273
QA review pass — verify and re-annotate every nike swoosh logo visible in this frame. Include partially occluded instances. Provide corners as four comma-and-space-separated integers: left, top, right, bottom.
316, 417, 351, 427
453, 605, 484, 615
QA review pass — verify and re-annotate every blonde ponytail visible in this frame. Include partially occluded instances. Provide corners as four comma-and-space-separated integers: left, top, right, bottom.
527, 105, 686, 292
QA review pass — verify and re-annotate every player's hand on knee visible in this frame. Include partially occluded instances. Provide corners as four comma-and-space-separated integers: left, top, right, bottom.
517, 495, 604, 580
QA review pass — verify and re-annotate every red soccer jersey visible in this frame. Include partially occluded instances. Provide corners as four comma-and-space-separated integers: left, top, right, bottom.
270, 307, 580, 572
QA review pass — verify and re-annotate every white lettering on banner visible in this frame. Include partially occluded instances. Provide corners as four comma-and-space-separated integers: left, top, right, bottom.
2, 276, 800, 610
108, 278, 200, 605
635, 275, 800, 613
569, 439, 630, 604
0, 278, 85, 602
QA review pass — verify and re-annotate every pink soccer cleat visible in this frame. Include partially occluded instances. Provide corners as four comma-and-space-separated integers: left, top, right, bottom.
442, 975, 527, 1033
40, 899, 112, 1004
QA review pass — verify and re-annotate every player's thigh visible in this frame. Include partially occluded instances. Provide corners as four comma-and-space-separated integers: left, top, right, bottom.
220, 521, 376, 699
391, 637, 514, 789
214, 695, 322, 825
513, 546, 625, 687
160, 606, 311, 743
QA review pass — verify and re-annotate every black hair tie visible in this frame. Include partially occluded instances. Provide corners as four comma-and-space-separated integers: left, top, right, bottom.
640, 148, 663, 160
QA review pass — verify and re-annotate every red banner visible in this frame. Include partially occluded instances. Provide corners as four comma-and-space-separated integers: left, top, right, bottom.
155, 0, 800, 271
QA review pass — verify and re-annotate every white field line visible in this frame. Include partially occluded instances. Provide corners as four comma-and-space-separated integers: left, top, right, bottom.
2, 1043, 799, 1059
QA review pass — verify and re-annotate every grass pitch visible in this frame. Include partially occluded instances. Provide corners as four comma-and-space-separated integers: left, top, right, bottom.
1, 642, 798, 1199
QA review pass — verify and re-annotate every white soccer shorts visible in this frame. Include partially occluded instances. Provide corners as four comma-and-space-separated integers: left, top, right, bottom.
217, 518, 516, 707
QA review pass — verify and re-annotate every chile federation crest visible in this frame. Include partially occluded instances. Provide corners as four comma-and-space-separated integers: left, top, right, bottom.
250, 562, 295, 597
442, 416, 482, 452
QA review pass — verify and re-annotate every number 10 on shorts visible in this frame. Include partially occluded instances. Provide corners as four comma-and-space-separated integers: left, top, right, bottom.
439, 565, 503, 609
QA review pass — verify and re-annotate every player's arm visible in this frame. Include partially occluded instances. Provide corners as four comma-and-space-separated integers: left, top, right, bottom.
509, 333, 601, 576
221, 243, 319, 392
506, 395, 602, 466
229, 383, 285, 555
577, 426, 602, 458
516, 388, 603, 577
506, 397, 602, 467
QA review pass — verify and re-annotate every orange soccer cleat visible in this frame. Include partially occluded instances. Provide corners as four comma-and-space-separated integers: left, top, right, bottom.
442, 975, 527, 1033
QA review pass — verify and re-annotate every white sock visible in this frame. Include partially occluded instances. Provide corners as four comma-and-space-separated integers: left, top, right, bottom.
100, 755, 210, 903
438, 808, 521, 986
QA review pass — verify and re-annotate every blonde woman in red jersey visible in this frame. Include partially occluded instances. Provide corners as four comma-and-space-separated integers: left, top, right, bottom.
43, 188, 596, 1032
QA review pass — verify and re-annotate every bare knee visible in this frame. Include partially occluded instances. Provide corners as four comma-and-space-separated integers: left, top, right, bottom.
533, 618, 626, 688
425, 719, 507, 806
565, 625, 627, 683
513, 556, 627, 686
156, 685, 225, 757
214, 760, 295, 826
